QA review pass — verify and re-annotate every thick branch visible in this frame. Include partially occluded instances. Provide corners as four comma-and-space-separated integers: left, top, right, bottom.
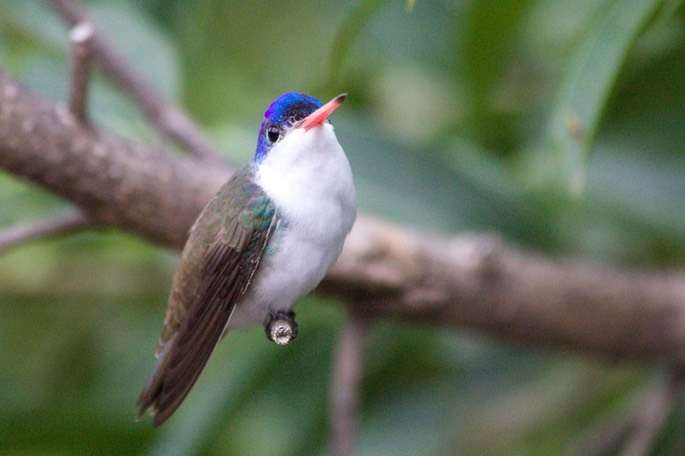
326, 219, 685, 365
0, 70, 229, 247
1, 70, 684, 368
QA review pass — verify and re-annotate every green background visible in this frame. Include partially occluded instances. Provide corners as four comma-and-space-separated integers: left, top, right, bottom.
1, 0, 684, 454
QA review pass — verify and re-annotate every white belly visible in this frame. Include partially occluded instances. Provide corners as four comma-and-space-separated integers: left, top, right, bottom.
229, 123, 356, 327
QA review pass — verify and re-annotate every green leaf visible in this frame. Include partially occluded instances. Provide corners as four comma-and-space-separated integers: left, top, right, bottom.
539, 0, 665, 198
462, 0, 530, 123
328, 0, 384, 85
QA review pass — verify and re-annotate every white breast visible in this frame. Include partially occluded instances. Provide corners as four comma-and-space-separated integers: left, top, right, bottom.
229, 123, 356, 327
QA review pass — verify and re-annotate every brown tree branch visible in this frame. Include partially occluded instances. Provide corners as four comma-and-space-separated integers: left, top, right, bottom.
1, 69, 685, 369
326, 221, 685, 364
618, 374, 682, 456
0, 209, 91, 252
67, 22, 94, 123
330, 314, 369, 456
50, 0, 222, 161
569, 373, 683, 456
0, 69, 229, 248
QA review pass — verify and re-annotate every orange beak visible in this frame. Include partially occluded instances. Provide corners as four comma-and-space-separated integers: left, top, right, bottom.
297, 93, 347, 130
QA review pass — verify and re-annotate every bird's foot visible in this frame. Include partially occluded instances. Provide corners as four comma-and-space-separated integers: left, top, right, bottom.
264, 311, 298, 345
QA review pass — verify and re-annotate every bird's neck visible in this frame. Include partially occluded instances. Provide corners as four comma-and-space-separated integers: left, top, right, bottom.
254, 125, 355, 226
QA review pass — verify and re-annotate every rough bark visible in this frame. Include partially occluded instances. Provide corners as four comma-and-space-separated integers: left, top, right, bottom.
1, 70, 684, 368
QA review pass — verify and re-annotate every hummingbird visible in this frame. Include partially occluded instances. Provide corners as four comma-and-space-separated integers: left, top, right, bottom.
136, 92, 356, 427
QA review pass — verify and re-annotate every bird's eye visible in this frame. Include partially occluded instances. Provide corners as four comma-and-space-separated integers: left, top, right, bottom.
267, 126, 281, 143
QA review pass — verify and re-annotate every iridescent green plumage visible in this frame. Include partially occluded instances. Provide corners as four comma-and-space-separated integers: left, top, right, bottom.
136, 165, 276, 426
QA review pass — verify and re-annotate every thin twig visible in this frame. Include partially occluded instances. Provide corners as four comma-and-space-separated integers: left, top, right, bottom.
619, 374, 683, 456
68, 22, 94, 123
569, 373, 683, 456
50, 0, 221, 161
568, 415, 630, 456
0, 209, 91, 253
330, 314, 369, 456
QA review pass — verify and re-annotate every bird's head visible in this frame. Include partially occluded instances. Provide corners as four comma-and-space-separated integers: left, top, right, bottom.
254, 92, 346, 163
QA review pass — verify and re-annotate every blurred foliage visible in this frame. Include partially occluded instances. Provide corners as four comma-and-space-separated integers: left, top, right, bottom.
1, 0, 684, 454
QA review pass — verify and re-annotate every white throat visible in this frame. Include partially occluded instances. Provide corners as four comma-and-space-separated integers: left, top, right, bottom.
255, 123, 356, 230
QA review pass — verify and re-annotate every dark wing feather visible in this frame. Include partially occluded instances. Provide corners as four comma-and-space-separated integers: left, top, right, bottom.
136, 170, 274, 427
137, 227, 270, 427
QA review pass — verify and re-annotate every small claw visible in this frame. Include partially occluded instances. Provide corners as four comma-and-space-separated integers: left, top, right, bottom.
264, 311, 298, 345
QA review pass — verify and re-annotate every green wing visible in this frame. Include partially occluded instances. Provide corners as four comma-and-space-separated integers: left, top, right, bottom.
136, 166, 275, 427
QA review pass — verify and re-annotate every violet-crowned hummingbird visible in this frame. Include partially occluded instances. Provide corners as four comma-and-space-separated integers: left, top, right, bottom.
136, 93, 356, 426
